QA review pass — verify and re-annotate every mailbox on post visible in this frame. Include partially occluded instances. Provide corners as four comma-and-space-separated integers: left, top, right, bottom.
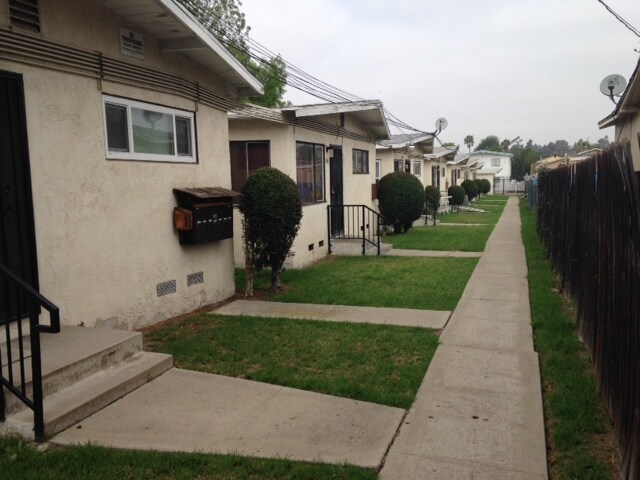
172, 187, 239, 245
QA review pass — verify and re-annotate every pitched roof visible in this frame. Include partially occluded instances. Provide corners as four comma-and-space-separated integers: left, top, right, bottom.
599, 58, 640, 129
98, 0, 263, 97
377, 132, 434, 149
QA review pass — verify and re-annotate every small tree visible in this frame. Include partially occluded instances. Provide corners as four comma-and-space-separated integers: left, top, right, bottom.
448, 185, 465, 210
461, 179, 478, 201
378, 172, 424, 233
240, 167, 302, 295
473, 179, 484, 197
424, 185, 441, 225
481, 179, 491, 195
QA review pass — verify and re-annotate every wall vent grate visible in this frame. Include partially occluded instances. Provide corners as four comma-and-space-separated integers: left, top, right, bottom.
9, 0, 40, 32
156, 280, 176, 297
187, 271, 204, 286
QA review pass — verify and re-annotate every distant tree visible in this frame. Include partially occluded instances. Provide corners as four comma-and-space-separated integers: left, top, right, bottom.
461, 179, 479, 201
184, 0, 288, 107
475, 135, 502, 153
573, 138, 592, 153
596, 136, 610, 149
501, 139, 511, 152
511, 147, 539, 180
464, 135, 474, 152
443, 142, 457, 149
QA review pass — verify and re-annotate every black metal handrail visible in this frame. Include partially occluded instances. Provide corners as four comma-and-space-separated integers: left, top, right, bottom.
327, 205, 384, 256
0, 263, 60, 441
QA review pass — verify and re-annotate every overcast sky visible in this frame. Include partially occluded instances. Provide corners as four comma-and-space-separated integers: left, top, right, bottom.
240, 0, 639, 148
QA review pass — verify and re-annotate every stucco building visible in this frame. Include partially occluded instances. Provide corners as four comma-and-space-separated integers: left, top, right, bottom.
0, 0, 262, 329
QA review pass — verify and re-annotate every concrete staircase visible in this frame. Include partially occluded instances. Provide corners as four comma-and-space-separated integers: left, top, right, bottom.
1, 326, 172, 439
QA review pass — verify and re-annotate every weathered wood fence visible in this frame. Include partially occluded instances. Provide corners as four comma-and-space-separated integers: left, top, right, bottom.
536, 142, 639, 480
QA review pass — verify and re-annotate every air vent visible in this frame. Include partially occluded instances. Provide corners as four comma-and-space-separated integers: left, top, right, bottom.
9, 0, 40, 33
156, 280, 176, 297
187, 271, 204, 286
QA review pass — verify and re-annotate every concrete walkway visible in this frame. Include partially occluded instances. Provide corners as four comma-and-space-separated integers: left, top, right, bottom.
380, 196, 548, 479
214, 299, 451, 329
52, 197, 547, 476
386, 249, 482, 258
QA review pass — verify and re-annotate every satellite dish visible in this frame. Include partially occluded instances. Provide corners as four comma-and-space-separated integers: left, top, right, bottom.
599, 74, 626, 103
435, 118, 448, 132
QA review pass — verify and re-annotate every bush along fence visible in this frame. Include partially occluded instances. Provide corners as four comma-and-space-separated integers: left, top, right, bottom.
536, 142, 639, 480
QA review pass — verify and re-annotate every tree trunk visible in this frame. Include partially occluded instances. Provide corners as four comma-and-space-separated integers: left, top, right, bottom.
270, 267, 282, 292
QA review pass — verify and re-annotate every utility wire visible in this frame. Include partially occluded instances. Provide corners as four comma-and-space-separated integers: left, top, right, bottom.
596, 0, 640, 38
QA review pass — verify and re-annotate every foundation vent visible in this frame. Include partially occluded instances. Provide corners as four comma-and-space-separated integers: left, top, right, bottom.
156, 280, 176, 297
187, 271, 204, 286
9, 0, 41, 33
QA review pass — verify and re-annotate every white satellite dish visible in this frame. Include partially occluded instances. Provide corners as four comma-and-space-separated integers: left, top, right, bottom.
435, 117, 448, 132
599, 74, 627, 103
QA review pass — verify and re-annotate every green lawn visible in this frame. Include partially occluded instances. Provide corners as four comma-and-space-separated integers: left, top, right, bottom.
385, 225, 493, 251
519, 199, 619, 479
236, 256, 478, 311
0, 435, 377, 479
439, 197, 506, 224
145, 314, 438, 409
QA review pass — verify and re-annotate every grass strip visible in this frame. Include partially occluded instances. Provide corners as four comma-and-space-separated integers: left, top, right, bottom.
519, 199, 619, 479
0, 435, 377, 479
145, 314, 438, 409
385, 224, 492, 251
235, 256, 477, 311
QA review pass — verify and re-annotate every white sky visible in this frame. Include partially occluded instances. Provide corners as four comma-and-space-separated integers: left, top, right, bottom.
240, 0, 639, 148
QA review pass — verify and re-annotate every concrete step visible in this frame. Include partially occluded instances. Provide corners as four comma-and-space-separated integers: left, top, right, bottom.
2, 327, 142, 415
330, 239, 392, 256
7, 351, 173, 438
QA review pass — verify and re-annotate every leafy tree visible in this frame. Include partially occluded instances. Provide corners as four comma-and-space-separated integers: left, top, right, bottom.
461, 179, 478, 201
378, 173, 424, 233
573, 138, 592, 153
480, 179, 491, 195
510, 146, 539, 180
596, 136, 610, 149
182, 0, 288, 107
448, 185, 465, 209
240, 167, 302, 294
500, 139, 511, 152
473, 179, 484, 196
475, 135, 502, 153
464, 135, 474, 152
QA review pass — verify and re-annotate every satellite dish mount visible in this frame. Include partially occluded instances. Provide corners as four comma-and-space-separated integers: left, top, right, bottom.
599, 74, 627, 105
435, 117, 448, 134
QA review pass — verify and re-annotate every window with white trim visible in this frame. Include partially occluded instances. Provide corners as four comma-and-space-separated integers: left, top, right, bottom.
413, 160, 421, 176
375, 159, 382, 180
394, 159, 410, 173
102, 95, 196, 163
491, 158, 501, 167
296, 141, 325, 204
352, 148, 369, 174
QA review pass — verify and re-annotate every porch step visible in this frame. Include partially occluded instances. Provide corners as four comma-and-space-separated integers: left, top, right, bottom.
7, 351, 172, 438
2, 326, 143, 415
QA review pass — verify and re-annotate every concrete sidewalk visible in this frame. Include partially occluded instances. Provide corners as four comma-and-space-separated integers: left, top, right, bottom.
214, 299, 451, 329
386, 249, 482, 258
381, 196, 548, 479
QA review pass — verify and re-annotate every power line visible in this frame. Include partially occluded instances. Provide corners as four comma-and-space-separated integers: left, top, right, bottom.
596, 0, 640, 38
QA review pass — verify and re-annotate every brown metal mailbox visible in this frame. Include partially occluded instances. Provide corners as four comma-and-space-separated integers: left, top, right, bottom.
173, 187, 239, 245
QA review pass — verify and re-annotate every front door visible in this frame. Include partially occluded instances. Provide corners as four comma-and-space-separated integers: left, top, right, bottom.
329, 147, 344, 235
0, 71, 39, 323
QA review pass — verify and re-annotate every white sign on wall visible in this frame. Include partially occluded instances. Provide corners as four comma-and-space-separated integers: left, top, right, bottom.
119, 27, 145, 60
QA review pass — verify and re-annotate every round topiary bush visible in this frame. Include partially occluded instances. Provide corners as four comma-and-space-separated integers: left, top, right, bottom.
461, 179, 478, 201
378, 172, 424, 233
448, 185, 465, 207
240, 167, 302, 293
474, 179, 484, 197
424, 185, 441, 217
481, 178, 491, 195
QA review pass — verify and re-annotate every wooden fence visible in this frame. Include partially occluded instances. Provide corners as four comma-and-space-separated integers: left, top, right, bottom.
536, 142, 639, 480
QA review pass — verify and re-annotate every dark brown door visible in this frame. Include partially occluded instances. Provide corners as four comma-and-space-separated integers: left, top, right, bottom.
329, 147, 344, 235
0, 71, 39, 323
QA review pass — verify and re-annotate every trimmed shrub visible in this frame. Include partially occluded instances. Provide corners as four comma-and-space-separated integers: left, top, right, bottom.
461, 179, 478, 201
448, 185, 465, 207
481, 178, 492, 195
474, 179, 484, 197
240, 167, 302, 293
378, 172, 424, 233
424, 185, 440, 219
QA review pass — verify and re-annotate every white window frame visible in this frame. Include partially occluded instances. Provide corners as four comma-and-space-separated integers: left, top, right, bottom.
491, 158, 501, 167
413, 160, 421, 176
102, 94, 197, 163
352, 148, 370, 174
375, 159, 382, 180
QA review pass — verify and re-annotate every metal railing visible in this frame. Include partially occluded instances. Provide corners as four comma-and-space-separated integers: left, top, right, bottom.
327, 205, 384, 256
0, 263, 60, 441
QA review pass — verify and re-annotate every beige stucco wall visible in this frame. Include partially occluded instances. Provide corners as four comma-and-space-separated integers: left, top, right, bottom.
230, 118, 377, 269
0, 1, 244, 329
614, 114, 640, 171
